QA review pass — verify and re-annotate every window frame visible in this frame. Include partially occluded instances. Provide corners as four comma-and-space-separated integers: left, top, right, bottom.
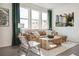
42, 12, 48, 30
31, 9, 40, 29
20, 7, 29, 29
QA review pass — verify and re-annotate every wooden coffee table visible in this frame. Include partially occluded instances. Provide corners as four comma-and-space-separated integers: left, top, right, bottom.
39, 37, 57, 50
39, 36, 62, 50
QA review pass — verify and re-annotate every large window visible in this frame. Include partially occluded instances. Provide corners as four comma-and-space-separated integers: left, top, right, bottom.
31, 10, 39, 29
20, 7, 48, 29
42, 12, 48, 29
20, 7, 28, 29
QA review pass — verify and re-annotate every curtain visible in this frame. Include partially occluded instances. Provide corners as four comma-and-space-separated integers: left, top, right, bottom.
12, 3, 21, 46
48, 10, 52, 30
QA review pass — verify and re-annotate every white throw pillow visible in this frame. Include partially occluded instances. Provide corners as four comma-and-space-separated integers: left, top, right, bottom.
32, 31, 40, 36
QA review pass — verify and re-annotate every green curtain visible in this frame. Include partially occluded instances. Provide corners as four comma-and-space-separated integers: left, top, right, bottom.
12, 3, 21, 46
48, 10, 52, 30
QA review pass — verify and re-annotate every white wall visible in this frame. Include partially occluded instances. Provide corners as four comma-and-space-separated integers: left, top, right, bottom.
53, 5, 79, 42
0, 3, 12, 47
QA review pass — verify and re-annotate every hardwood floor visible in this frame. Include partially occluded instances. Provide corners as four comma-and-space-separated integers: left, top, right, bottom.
0, 46, 37, 56
0, 44, 79, 56
57, 44, 79, 56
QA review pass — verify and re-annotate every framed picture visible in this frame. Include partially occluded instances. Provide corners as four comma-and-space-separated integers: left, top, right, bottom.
0, 8, 9, 27
56, 12, 74, 27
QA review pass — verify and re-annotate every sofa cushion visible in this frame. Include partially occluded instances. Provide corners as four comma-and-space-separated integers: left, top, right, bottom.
38, 31, 46, 36
27, 34, 38, 41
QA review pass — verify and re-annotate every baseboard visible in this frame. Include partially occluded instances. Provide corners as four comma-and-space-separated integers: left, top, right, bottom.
0, 44, 12, 48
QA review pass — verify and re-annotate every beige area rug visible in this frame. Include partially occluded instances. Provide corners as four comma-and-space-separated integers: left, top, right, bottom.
40, 42, 79, 56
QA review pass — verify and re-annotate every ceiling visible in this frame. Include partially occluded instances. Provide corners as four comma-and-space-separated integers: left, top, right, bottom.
33, 3, 79, 9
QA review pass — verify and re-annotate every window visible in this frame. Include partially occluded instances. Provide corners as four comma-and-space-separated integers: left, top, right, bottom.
20, 7, 48, 29
20, 7, 29, 29
42, 12, 48, 29
31, 10, 39, 29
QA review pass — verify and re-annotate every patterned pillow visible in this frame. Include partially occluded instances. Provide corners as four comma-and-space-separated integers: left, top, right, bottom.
28, 34, 37, 41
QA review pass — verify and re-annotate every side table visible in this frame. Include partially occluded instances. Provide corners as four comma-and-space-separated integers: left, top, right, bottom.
52, 36, 62, 46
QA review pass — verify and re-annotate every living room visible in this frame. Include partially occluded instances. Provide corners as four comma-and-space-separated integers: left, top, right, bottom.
0, 3, 79, 56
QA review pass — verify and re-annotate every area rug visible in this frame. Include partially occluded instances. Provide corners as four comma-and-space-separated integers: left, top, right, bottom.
40, 42, 79, 56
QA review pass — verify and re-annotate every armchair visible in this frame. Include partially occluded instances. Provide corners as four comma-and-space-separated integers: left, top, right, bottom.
18, 33, 41, 56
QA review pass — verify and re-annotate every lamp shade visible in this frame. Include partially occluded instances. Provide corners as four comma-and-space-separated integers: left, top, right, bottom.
18, 23, 24, 28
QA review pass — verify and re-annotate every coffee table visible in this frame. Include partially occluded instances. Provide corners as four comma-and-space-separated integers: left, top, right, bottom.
39, 36, 62, 50
39, 37, 57, 50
